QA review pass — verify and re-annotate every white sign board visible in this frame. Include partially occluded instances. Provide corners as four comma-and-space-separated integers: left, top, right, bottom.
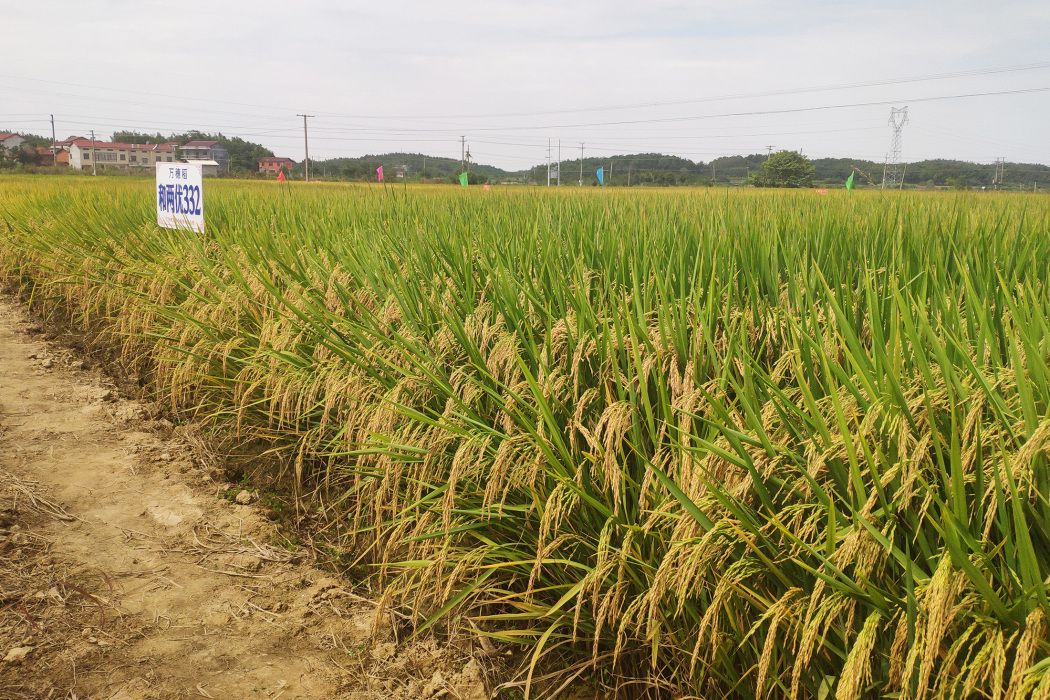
156, 162, 204, 232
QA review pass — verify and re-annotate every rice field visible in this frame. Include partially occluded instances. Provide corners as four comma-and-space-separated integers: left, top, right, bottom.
2, 175, 1050, 699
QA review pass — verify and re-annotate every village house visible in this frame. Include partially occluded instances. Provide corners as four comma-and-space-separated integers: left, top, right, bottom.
32, 147, 56, 166
0, 133, 26, 155
181, 141, 229, 172
64, 138, 178, 172
259, 157, 296, 173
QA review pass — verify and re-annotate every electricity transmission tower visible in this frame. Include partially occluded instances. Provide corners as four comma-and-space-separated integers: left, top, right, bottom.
881, 106, 908, 190
992, 157, 1005, 190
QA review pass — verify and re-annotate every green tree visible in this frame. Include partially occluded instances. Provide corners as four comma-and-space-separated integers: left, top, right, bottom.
751, 150, 815, 188
111, 131, 168, 144
448, 171, 489, 185
14, 148, 43, 166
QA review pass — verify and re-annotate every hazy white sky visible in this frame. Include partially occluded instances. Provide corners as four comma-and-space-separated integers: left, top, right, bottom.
3, 1, 1049, 169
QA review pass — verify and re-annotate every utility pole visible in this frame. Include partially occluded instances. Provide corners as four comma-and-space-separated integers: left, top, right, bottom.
547, 138, 551, 187
557, 140, 561, 186
993, 157, 1005, 190
579, 143, 584, 186
50, 115, 56, 169
765, 145, 774, 159
883, 106, 909, 190
90, 129, 97, 176
628, 162, 632, 187
609, 159, 613, 185
297, 114, 314, 182
461, 136, 466, 174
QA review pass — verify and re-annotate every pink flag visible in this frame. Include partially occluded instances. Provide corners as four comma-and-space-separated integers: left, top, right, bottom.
277, 170, 286, 182
377, 166, 383, 181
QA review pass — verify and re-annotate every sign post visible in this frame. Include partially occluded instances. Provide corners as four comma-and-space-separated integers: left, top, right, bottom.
156, 162, 204, 233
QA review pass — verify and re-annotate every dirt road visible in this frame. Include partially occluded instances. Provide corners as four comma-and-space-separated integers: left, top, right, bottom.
0, 296, 490, 700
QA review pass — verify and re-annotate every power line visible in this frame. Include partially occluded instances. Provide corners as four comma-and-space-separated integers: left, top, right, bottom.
0, 74, 301, 115
8, 87, 1048, 171
308, 61, 1050, 120
3, 61, 1049, 125
205, 86, 1050, 138
6, 63, 1050, 130
7, 87, 1047, 144
451, 86, 1050, 133
0, 83, 294, 123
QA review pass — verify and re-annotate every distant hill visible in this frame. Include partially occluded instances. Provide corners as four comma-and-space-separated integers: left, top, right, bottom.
810, 158, 1050, 189
522, 153, 711, 186
519, 153, 1050, 189
312, 153, 511, 182
314, 152, 1050, 188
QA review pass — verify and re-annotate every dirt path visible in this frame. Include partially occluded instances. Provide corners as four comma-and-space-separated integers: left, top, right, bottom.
0, 296, 491, 700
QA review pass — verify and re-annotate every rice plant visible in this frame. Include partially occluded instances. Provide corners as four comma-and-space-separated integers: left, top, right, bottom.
2, 175, 1049, 698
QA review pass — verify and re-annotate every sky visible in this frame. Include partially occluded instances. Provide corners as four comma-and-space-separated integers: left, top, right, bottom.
3, 1, 1049, 171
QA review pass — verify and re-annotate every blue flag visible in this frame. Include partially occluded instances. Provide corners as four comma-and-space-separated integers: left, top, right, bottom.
596, 167, 604, 185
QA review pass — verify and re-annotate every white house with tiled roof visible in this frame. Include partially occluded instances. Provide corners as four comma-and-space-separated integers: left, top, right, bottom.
0, 133, 26, 155
65, 138, 179, 172
181, 141, 229, 172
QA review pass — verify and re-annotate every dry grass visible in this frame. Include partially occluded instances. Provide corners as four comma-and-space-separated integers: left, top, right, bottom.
0, 471, 139, 699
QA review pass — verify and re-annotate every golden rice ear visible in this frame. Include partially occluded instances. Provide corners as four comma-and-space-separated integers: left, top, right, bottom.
837, 611, 882, 700
750, 587, 804, 700
1007, 608, 1046, 700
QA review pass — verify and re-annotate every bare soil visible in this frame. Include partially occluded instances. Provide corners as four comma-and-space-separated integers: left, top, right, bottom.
0, 295, 493, 700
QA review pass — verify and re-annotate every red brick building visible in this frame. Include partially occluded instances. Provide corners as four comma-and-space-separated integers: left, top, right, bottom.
259, 157, 296, 173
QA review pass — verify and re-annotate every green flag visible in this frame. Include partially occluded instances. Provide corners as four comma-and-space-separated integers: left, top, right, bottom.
459, 172, 469, 187
846, 172, 855, 191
